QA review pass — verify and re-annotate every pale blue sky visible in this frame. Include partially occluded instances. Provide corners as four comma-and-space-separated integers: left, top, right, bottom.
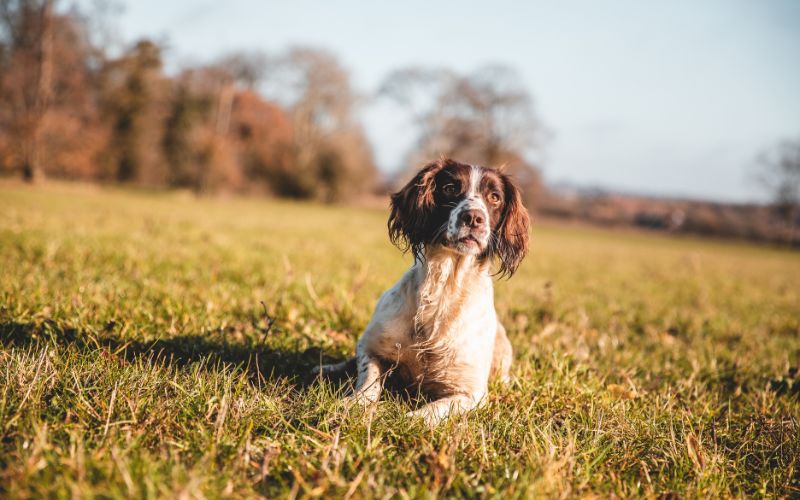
105, 0, 799, 202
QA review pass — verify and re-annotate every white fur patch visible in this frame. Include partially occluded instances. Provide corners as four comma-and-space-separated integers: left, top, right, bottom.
468, 165, 481, 198
447, 167, 490, 248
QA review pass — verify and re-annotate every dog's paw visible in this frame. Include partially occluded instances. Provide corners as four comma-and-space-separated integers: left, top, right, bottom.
405, 408, 443, 428
342, 391, 378, 409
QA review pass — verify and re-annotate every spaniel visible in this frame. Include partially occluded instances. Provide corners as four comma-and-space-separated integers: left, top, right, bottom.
313, 157, 530, 425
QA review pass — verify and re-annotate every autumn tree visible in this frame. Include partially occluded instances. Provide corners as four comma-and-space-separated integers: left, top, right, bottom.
161, 57, 293, 194
0, 0, 55, 181
202, 52, 277, 192
0, 1, 110, 180
228, 89, 293, 194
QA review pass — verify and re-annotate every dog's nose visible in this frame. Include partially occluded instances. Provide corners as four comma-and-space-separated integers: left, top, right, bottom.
459, 209, 485, 228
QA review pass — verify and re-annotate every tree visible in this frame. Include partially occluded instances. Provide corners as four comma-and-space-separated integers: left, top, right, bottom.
160, 58, 294, 194
1, 1, 109, 181
262, 47, 377, 201
454, 65, 544, 166
35, 7, 106, 180
758, 138, 800, 225
98, 39, 166, 183
228, 89, 293, 194
161, 81, 208, 188
379, 67, 455, 157
379, 64, 546, 203
0, 0, 55, 182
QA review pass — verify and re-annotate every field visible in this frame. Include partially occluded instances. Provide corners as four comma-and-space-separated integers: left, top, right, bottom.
1, 181, 799, 498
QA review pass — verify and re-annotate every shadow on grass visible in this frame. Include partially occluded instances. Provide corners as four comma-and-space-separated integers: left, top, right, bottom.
0, 320, 354, 388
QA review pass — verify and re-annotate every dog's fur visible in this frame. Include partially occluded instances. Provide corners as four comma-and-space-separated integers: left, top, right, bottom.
313, 158, 530, 425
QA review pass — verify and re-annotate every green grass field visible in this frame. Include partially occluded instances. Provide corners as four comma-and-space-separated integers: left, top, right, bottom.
1, 181, 799, 498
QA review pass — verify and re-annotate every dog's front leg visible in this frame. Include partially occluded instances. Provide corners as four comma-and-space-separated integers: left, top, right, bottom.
407, 391, 485, 426
346, 347, 383, 406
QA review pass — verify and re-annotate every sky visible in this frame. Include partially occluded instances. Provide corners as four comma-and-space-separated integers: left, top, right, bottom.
102, 0, 800, 202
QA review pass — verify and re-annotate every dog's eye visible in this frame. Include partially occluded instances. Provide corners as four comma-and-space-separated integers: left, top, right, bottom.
488, 192, 502, 204
442, 183, 457, 196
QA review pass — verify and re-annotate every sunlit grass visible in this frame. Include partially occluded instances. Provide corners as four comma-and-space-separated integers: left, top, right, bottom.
1, 181, 798, 497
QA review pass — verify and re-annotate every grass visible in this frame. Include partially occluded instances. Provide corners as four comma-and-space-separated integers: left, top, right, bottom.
1, 180, 799, 498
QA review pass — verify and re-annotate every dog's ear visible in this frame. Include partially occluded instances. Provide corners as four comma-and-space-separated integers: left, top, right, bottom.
388, 159, 446, 259
494, 174, 530, 277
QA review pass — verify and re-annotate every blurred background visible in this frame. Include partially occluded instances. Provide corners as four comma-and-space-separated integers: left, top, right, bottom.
1, 0, 798, 244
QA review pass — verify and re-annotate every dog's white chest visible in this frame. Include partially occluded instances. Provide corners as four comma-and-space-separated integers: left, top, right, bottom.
361, 260, 497, 393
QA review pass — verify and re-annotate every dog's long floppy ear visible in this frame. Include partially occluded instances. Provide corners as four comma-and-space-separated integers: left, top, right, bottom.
495, 174, 530, 277
388, 159, 446, 260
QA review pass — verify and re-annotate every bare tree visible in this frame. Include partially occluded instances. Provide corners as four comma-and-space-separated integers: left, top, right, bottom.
456, 65, 544, 165
264, 48, 355, 159
261, 47, 376, 201
379, 66, 456, 159
379, 64, 546, 200
0, 0, 55, 182
758, 138, 800, 225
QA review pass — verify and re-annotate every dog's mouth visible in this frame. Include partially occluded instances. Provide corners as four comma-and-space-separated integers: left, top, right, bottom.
450, 233, 486, 254
458, 235, 481, 248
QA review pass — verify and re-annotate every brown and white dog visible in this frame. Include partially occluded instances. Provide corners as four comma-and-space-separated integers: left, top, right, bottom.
313, 157, 530, 425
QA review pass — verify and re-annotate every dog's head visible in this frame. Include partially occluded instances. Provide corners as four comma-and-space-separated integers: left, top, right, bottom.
388, 157, 530, 276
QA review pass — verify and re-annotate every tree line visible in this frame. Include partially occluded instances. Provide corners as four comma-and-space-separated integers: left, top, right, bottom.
0, 1, 545, 203
4, 0, 795, 244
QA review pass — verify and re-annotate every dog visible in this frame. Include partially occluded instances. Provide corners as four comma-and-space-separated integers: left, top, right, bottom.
313, 157, 530, 425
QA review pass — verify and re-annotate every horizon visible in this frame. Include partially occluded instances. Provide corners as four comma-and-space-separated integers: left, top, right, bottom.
91, 0, 800, 203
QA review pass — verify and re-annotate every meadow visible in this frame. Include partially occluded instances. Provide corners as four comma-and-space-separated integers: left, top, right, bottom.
1, 181, 798, 498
